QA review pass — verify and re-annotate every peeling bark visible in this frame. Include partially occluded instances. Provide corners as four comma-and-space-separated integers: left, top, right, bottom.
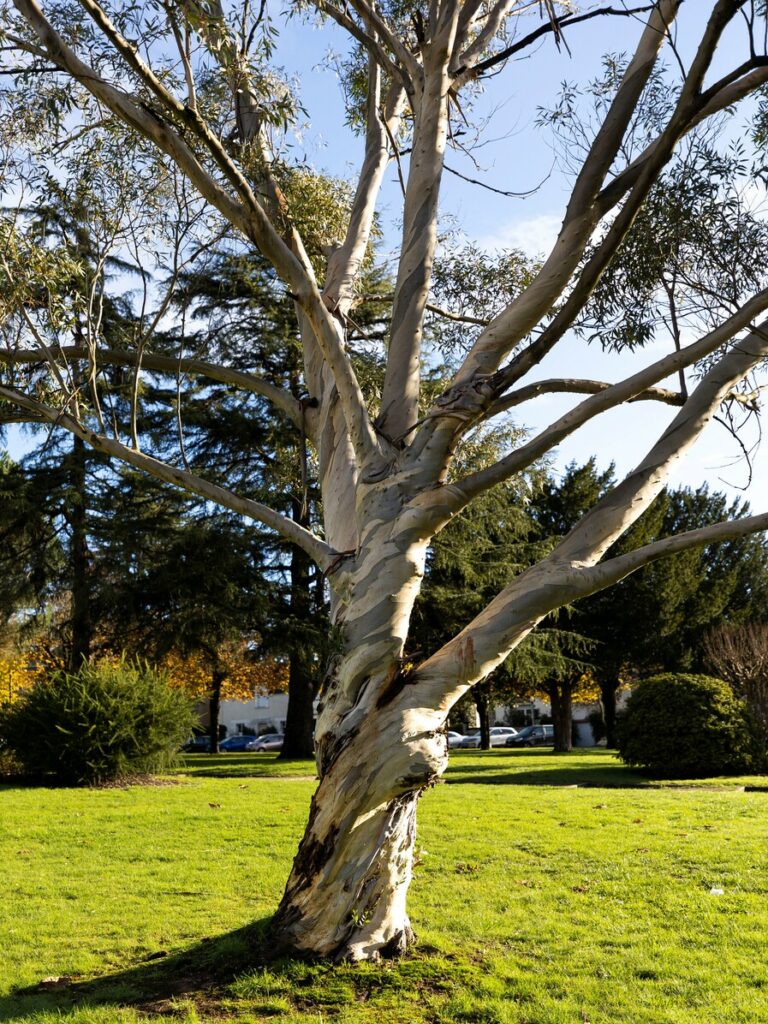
270, 707, 445, 960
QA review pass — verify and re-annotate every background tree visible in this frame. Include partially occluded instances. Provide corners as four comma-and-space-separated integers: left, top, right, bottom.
704, 622, 768, 766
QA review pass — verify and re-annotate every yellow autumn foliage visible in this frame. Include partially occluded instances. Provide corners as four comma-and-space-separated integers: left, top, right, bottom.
0, 638, 288, 706
160, 646, 288, 701
0, 647, 59, 704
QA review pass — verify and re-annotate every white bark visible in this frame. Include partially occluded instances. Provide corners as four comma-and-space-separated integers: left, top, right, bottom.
377, 7, 460, 440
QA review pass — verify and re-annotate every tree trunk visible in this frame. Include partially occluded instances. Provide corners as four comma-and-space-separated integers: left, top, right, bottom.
269, 706, 447, 960
600, 679, 619, 748
281, 650, 315, 759
548, 682, 573, 753
68, 434, 91, 672
281, 494, 317, 760
209, 668, 224, 754
269, 514, 443, 959
475, 683, 491, 749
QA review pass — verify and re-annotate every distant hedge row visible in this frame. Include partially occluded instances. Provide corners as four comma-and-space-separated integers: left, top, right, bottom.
0, 660, 194, 785
617, 673, 760, 778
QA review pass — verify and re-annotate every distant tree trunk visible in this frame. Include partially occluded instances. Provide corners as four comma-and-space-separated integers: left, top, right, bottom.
209, 667, 225, 754
475, 683, 491, 749
548, 681, 573, 753
282, 650, 315, 759
600, 679, 619, 747
281, 493, 316, 759
69, 434, 91, 672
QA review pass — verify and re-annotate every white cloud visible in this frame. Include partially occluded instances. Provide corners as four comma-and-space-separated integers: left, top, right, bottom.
477, 212, 562, 258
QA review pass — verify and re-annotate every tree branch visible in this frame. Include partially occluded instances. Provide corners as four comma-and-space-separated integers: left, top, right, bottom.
311, 0, 408, 89
0, 346, 304, 427
12, 0, 304, 288
14, 0, 380, 468
596, 59, 768, 218
554, 322, 768, 566
422, 292, 768, 519
0, 384, 339, 571
378, 26, 460, 439
345, 0, 423, 86
451, 0, 681, 386
485, 377, 686, 417
457, 3, 656, 80
583, 512, 768, 595
324, 71, 405, 316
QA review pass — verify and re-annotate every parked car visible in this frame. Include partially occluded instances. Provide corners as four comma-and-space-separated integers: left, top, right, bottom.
461, 727, 518, 748
447, 731, 466, 749
246, 733, 284, 752
505, 724, 554, 747
218, 734, 255, 752
181, 735, 211, 753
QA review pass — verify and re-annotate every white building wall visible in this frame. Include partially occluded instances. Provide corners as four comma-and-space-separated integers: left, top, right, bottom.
200, 693, 290, 735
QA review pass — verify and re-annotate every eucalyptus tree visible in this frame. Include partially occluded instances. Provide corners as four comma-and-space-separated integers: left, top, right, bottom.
4, 0, 768, 962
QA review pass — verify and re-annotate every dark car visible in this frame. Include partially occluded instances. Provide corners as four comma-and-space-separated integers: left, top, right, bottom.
218, 734, 256, 752
181, 735, 212, 753
505, 725, 553, 747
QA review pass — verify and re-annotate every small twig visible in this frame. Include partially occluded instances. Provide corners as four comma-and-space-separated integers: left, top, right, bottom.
443, 160, 551, 198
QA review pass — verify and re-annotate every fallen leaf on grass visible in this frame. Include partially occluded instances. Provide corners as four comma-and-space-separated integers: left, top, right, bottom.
208, 803, 222, 809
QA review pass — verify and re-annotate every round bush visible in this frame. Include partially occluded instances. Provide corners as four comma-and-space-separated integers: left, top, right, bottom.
616, 673, 757, 777
0, 660, 195, 784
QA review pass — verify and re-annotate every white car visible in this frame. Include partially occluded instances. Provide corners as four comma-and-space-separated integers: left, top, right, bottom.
447, 731, 466, 749
460, 727, 518, 748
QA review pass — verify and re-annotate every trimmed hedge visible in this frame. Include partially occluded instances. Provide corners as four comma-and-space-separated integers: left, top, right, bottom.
0, 660, 195, 785
617, 673, 757, 778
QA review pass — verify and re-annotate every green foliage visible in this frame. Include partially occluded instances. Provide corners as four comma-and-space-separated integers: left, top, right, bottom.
427, 242, 538, 360
541, 58, 768, 355
617, 673, 758, 778
0, 659, 195, 784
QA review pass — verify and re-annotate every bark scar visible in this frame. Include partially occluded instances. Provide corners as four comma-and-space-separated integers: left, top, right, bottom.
457, 635, 475, 680
375, 662, 415, 709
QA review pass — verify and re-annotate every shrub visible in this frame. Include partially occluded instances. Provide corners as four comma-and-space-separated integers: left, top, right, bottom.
616, 673, 757, 778
0, 659, 195, 784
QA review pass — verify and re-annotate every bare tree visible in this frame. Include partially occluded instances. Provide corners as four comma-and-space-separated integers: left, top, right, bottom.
2, 0, 768, 961
704, 622, 768, 761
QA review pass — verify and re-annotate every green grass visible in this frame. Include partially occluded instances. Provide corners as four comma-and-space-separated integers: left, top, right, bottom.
2, 748, 767, 1024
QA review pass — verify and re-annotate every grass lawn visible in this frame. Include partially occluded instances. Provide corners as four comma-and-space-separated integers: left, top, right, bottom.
2, 748, 768, 1024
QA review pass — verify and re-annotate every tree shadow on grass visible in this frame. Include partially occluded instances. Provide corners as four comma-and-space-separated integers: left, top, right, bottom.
1, 919, 276, 1022
444, 755, 651, 789
177, 754, 316, 779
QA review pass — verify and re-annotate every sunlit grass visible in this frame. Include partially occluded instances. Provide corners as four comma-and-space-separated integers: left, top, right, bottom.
1, 749, 767, 1023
